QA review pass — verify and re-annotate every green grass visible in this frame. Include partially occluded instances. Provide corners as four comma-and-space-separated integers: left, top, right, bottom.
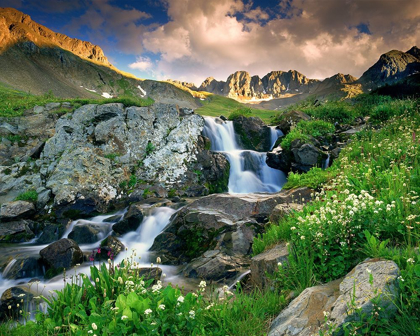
15, 189, 38, 202
195, 94, 277, 124
0, 83, 154, 118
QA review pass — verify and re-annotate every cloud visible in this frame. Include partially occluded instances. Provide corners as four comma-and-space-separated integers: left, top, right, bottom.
137, 0, 420, 85
129, 56, 153, 71
65, 0, 151, 53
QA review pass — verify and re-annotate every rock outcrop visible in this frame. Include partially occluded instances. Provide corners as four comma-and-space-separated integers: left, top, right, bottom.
151, 189, 312, 281
232, 116, 272, 151
198, 70, 320, 100
268, 259, 400, 336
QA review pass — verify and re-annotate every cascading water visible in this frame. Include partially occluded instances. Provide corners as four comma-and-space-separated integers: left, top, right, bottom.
203, 117, 286, 193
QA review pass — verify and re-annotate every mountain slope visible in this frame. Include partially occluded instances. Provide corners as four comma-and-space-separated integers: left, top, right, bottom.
0, 7, 199, 108
359, 47, 420, 88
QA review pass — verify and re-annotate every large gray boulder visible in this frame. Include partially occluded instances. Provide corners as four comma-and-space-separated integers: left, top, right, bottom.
112, 203, 144, 235
40, 238, 83, 270
268, 259, 400, 336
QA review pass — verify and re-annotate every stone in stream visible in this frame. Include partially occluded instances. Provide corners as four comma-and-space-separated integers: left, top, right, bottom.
0, 286, 34, 321
112, 203, 144, 235
2, 256, 43, 280
268, 259, 400, 336
151, 188, 312, 281
68, 224, 103, 244
232, 115, 272, 151
39, 238, 83, 272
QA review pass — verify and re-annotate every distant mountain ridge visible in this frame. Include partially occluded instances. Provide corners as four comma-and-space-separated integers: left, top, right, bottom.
198, 70, 320, 100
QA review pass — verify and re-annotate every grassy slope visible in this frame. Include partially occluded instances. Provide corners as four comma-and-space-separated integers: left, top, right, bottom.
195, 93, 278, 124
0, 83, 153, 117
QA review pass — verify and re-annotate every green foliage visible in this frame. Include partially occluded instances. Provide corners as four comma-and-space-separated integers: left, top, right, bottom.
128, 174, 137, 189
15, 189, 38, 202
104, 152, 120, 161
228, 107, 252, 120
280, 128, 310, 150
145, 142, 155, 156
296, 120, 335, 138
284, 167, 338, 190
5, 252, 284, 336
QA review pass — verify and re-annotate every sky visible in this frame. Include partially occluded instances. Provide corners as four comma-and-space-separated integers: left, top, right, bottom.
1, 0, 420, 85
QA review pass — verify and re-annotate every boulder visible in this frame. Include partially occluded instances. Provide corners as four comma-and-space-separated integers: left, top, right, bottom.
250, 243, 289, 288
182, 251, 248, 281
0, 201, 35, 221
232, 116, 272, 151
40, 238, 83, 270
37, 223, 65, 244
151, 189, 312, 281
112, 204, 144, 235
276, 110, 311, 134
269, 203, 304, 224
0, 220, 35, 242
0, 286, 34, 321
266, 146, 292, 172
68, 224, 104, 244
291, 143, 328, 173
268, 259, 400, 336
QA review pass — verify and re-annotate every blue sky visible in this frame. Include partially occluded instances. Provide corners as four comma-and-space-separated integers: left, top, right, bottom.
1, 0, 419, 85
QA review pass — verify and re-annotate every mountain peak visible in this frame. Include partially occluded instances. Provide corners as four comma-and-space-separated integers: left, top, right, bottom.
0, 7, 110, 66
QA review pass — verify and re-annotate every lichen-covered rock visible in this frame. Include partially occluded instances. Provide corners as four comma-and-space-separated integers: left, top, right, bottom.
291, 143, 328, 173
269, 203, 303, 224
268, 259, 400, 336
250, 243, 289, 288
40, 238, 83, 270
0, 201, 35, 221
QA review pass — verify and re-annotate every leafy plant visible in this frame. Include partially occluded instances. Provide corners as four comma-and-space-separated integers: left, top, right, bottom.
15, 189, 38, 202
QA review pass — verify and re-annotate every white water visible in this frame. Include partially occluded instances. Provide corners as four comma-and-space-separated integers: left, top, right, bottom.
203, 117, 286, 193
323, 153, 330, 169
269, 126, 283, 150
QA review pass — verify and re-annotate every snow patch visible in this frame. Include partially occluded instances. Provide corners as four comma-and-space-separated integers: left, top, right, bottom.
102, 92, 112, 98
137, 85, 147, 97
85, 88, 97, 93
249, 95, 274, 102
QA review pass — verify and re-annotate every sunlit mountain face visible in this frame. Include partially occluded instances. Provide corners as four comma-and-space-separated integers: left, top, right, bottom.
1, 0, 419, 85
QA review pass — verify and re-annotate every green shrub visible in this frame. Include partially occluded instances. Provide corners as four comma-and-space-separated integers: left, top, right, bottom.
296, 120, 335, 138
280, 128, 310, 150
145, 142, 155, 156
15, 189, 38, 202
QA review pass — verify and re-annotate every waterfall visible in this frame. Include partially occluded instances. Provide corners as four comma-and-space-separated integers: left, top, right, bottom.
269, 126, 283, 150
323, 153, 330, 169
203, 117, 286, 193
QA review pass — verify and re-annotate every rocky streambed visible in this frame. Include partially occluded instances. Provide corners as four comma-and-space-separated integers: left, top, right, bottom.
0, 101, 370, 326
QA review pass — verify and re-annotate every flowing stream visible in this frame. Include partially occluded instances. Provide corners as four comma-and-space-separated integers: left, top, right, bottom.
0, 116, 287, 303
203, 117, 286, 193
